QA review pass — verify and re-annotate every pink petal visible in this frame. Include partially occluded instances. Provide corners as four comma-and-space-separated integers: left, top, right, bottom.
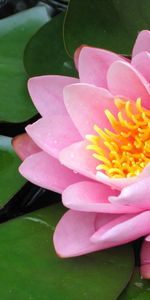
145, 235, 150, 242
78, 47, 126, 88
64, 83, 116, 136
131, 52, 150, 82
19, 151, 86, 193
140, 239, 150, 279
12, 133, 40, 160
92, 211, 150, 246
62, 181, 141, 213
109, 177, 150, 210
91, 214, 133, 243
26, 115, 81, 159
96, 163, 150, 190
59, 140, 98, 180
107, 61, 150, 109
28, 75, 79, 117
132, 30, 150, 57
53, 210, 118, 257
74, 45, 85, 70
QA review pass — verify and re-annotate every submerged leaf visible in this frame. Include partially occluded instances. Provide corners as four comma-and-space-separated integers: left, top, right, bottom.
64, 0, 150, 57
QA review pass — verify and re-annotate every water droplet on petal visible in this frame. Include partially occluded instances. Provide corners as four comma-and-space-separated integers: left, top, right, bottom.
73, 170, 78, 174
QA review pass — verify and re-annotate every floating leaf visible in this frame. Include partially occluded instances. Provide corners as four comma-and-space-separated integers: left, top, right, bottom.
119, 268, 150, 300
0, 6, 50, 122
0, 136, 26, 208
0, 203, 134, 299
24, 13, 77, 77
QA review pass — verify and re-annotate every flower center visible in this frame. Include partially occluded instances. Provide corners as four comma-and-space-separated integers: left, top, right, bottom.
86, 98, 150, 178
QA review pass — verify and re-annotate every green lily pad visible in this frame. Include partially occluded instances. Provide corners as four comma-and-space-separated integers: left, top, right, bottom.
119, 268, 150, 300
0, 203, 134, 299
64, 0, 150, 57
24, 13, 77, 77
0, 6, 50, 123
0, 136, 26, 207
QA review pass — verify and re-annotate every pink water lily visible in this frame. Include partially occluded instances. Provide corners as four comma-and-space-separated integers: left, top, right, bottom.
13, 30, 150, 278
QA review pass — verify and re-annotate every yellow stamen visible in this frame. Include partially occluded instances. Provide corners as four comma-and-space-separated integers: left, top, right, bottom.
92, 153, 112, 166
86, 98, 150, 178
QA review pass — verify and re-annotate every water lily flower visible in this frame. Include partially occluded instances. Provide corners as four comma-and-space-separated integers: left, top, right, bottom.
13, 30, 150, 277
